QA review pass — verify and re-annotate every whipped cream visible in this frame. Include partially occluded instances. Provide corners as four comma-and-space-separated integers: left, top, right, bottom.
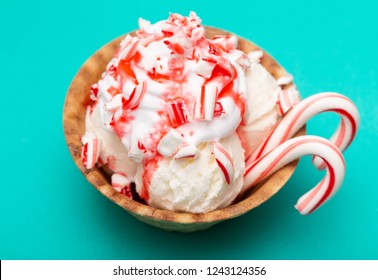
91, 12, 248, 164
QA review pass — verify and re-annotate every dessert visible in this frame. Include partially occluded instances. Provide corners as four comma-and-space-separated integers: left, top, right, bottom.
71, 12, 360, 223
81, 12, 298, 213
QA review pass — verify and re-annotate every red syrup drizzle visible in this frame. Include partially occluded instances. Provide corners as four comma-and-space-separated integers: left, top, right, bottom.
110, 114, 134, 139
218, 80, 246, 117
195, 57, 245, 120
82, 96, 96, 108
140, 154, 162, 202
118, 60, 137, 85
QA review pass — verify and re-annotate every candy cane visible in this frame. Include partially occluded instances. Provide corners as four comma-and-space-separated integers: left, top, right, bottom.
174, 142, 199, 159
81, 137, 102, 169
111, 173, 131, 189
277, 74, 293, 86
111, 173, 132, 198
166, 98, 189, 128
212, 141, 235, 185
157, 129, 184, 157
194, 59, 216, 78
119, 37, 139, 62
104, 94, 123, 112
210, 35, 238, 52
242, 136, 345, 214
122, 80, 147, 110
200, 83, 218, 121
248, 92, 360, 170
276, 86, 301, 116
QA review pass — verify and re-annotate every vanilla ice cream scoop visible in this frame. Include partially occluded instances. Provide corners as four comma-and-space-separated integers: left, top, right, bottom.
238, 58, 300, 160
238, 62, 282, 159
135, 133, 244, 213
83, 105, 138, 188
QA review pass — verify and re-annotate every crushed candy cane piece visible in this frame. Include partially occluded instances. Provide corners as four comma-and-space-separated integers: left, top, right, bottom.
174, 143, 200, 159
162, 21, 181, 34
191, 26, 205, 42
104, 94, 123, 112
122, 79, 137, 98
122, 81, 146, 110
247, 50, 264, 63
119, 37, 139, 61
235, 54, 251, 71
81, 137, 102, 169
211, 35, 238, 52
195, 82, 221, 120
276, 86, 301, 116
212, 141, 235, 184
157, 129, 185, 157
112, 172, 132, 198
195, 59, 216, 78
90, 84, 99, 100
204, 83, 218, 121
128, 140, 146, 163
166, 98, 189, 128
138, 18, 152, 32
111, 173, 131, 189
277, 74, 293, 86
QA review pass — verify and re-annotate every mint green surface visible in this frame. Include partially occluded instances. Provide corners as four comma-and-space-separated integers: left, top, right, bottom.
1, 0, 377, 260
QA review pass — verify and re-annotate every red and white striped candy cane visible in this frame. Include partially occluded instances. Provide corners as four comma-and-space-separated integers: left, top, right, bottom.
242, 135, 345, 214
248, 92, 360, 170
212, 141, 235, 185
81, 137, 101, 169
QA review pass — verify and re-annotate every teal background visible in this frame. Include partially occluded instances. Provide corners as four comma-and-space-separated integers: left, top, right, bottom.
1, 0, 377, 259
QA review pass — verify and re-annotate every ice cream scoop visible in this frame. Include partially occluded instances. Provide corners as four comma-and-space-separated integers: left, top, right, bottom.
135, 133, 245, 213
237, 62, 284, 159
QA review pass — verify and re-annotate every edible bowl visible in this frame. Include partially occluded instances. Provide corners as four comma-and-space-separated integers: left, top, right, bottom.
63, 27, 305, 232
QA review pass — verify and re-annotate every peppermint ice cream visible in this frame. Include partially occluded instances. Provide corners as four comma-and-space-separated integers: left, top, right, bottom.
81, 12, 298, 213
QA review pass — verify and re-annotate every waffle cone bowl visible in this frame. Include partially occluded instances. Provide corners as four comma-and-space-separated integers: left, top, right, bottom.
63, 27, 305, 232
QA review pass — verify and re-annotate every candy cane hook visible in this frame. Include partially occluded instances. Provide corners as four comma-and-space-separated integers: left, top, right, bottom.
243, 136, 345, 214
248, 92, 360, 170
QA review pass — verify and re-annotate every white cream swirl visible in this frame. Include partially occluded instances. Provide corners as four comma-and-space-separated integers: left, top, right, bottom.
91, 12, 250, 163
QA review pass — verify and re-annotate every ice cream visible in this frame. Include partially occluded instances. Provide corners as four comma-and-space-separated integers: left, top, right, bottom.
81, 12, 297, 213
238, 62, 284, 159
83, 105, 138, 186
135, 133, 245, 213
